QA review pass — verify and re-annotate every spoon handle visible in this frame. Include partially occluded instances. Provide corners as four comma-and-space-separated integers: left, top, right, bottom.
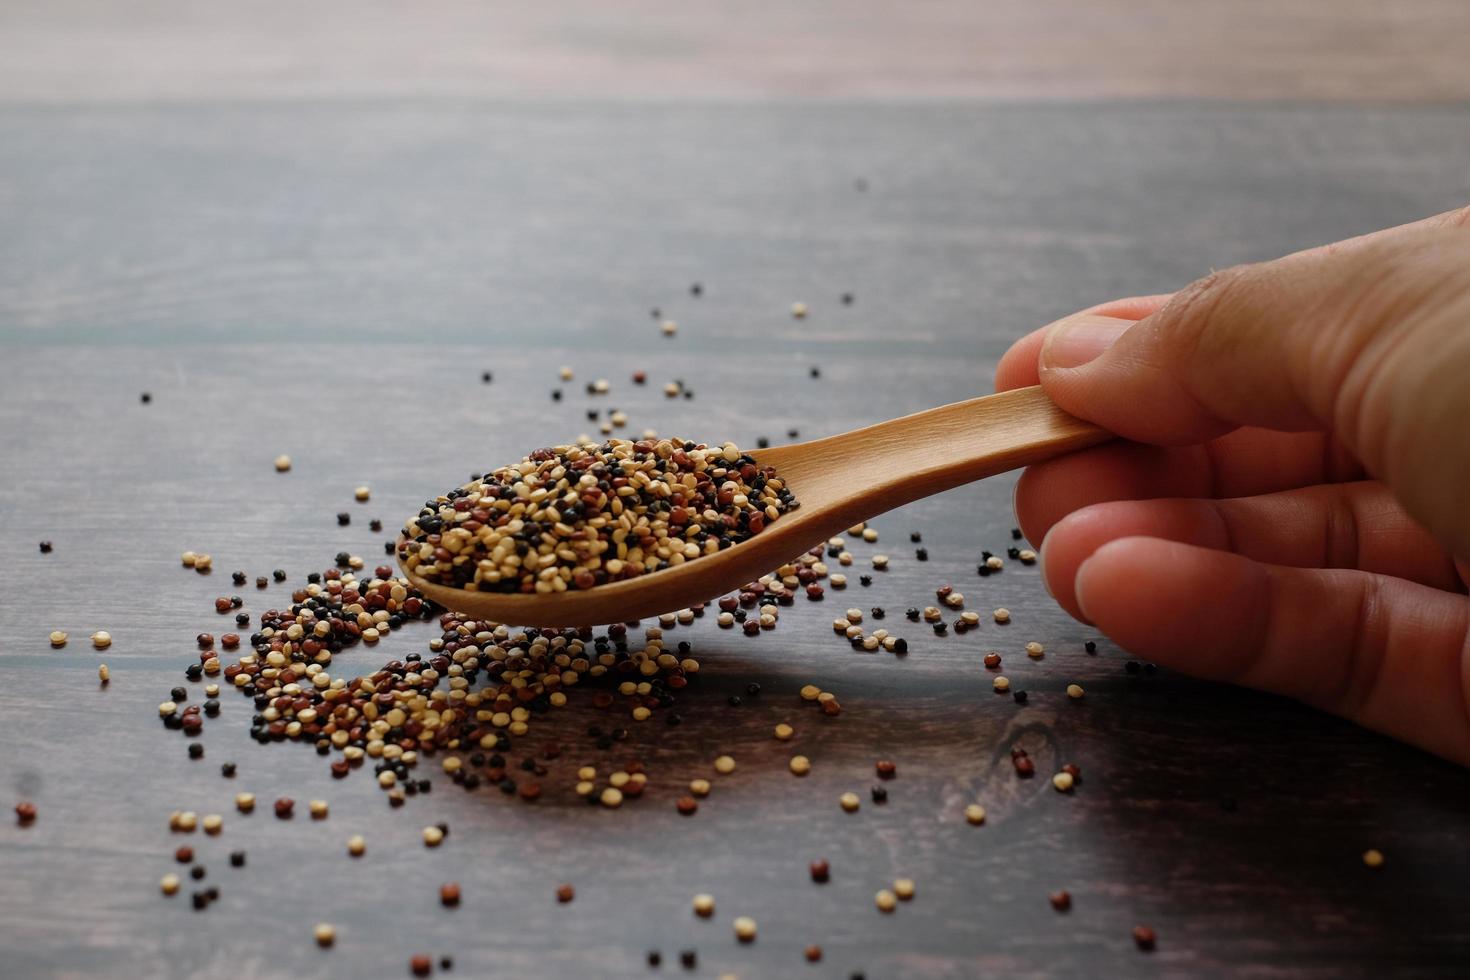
780, 384, 1112, 516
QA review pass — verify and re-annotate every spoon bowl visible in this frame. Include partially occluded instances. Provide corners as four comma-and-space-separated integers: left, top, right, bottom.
402, 342, 1118, 626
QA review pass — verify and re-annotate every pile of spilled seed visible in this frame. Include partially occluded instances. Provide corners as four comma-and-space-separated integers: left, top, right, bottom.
125, 326, 1177, 974
399, 438, 796, 594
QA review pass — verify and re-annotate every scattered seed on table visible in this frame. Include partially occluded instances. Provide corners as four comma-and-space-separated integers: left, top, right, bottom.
839, 792, 861, 813
39, 541, 53, 553
871, 785, 888, 803
423, 826, 444, 847
235, 793, 255, 813
600, 788, 624, 808
805, 944, 823, 962
347, 835, 366, 857
871, 554, 889, 570
1067, 684, 1085, 699
313, 922, 336, 947
1363, 849, 1385, 868
774, 723, 794, 741
689, 779, 711, 797
160, 873, 181, 896
660, 319, 678, 336
994, 608, 1011, 624
97, 664, 110, 683
791, 302, 808, 318
230, 850, 245, 868
983, 653, 1001, 669
274, 455, 292, 472
733, 916, 757, 942
411, 954, 432, 977
309, 800, 329, 819
440, 882, 461, 906
1025, 641, 1044, 658
809, 859, 830, 883
875, 760, 896, 779
354, 486, 371, 502
274, 798, 294, 819
893, 878, 915, 900
679, 950, 698, 969
49, 630, 68, 647
556, 883, 575, 903
188, 744, 204, 760
1049, 890, 1072, 911
676, 796, 699, 815
965, 804, 987, 825
1018, 549, 1037, 563
202, 814, 223, 835
693, 893, 715, 917
1133, 926, 1157, 951
175, 811, 198, 832
875, 889, 896, 913
91, 631, 112, 649
993, 676, 1010, 693
714, 756, 736, 775
789, 756, 811, 776
1052, 772, 1075, 793
175, 845, 194, 863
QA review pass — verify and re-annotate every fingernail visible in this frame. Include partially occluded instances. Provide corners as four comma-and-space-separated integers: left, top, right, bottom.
1041, 315, 1133, 370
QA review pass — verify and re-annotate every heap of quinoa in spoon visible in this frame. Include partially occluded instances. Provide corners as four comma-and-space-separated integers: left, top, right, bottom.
400, 438, 797, 595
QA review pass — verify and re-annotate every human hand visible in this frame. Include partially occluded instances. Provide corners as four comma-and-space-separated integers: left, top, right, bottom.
995, 206, 1470, 764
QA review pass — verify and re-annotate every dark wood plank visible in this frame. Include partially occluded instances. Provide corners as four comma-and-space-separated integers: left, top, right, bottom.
3, 103, 1470, 979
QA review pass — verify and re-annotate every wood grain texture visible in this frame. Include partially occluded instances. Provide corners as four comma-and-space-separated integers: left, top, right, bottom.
3, 103, 1470, 979
409, 384, 1111, 626
3, 0, 1470, 103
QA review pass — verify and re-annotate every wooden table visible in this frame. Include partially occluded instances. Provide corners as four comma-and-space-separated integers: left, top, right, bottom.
4, 7, 1470, 979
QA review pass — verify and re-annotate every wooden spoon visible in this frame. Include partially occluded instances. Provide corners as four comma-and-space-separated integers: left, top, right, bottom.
403, 377, 1112, 627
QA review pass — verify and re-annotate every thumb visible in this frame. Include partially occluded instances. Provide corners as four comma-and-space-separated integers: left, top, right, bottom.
1039, 216, 1470, 559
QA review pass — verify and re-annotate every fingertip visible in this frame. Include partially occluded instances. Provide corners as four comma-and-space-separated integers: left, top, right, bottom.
994, 326, 1047, 392
1073, 537, 1266, 661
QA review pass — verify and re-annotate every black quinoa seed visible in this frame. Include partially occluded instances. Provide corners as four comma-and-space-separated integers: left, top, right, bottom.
915, 548, 928, 561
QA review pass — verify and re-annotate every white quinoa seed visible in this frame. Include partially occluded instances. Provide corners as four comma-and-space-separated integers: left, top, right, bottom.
314, 923, 336, 947
90, 631, 112, 649
1025, 641, 1044, 658
274, 454, 292, 472
875, 889, 896, 913
894, 878, 916, 900
160, 873, 181, 896
693, 894, 715, 917
1363, 849, 1385, 868
714, 755, 736, 775
600, 787, 624, 808
993, 676, 1010, 692
789, 755, 811, 776
839, 792, 861, 813
965, 804, 987, 825
347, 835, 366, 857
202, 814, 223, 835
690, 779, 711, 797
791, 302, 808, 318
235, 793, 255, 813
423, 826, 445, 846
1052, 772, 1075, 793
872, 554, 889, 569
354, 486, 370, 502
734, 916, 757, 942
993, 608, 1011, 624
1066, 684, 1085, 699
49, 630, 68, 647
774, 723, 794, 741
97, 663, 110, 683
